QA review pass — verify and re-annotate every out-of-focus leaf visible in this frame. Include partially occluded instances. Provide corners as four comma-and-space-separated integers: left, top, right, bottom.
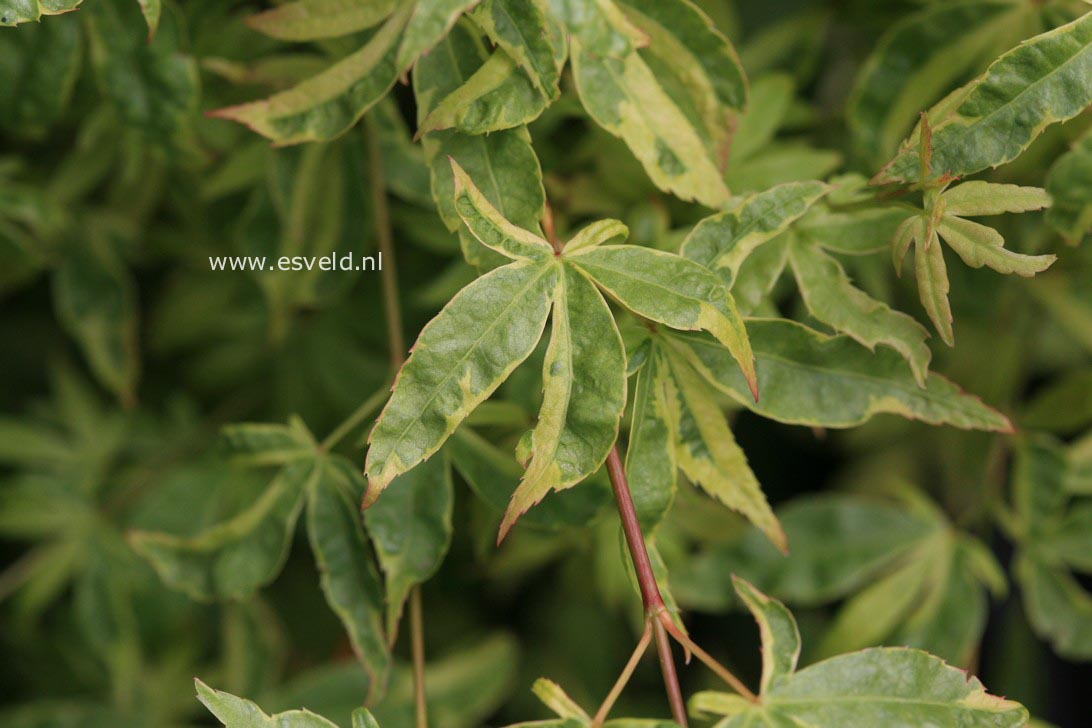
666, 319, 1012, 431
1046, 130, 1092, 243
130, 460, 315, 601
364, 454, 453, 637
212, 7, 410, 144
83, 0, 200, 147
53, 236, 140, 406
875, 12, 1092, 184
1022, 369, 1092, 434
308, 455, 391, 703
246, 0, 400, 41
1011, 436, 1092, 660
218, 418, 317, 466
0, 15, 81, 136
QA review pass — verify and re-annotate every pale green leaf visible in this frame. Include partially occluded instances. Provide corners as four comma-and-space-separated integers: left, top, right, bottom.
937, 215, 1056, 276
196, 679, 341, 728
547, 0, 647, 58
365, 260, 557, 501
0, 0, 81, 26
625, 350, 676, 533
570, 34, 731, 207
364, 455, 453, 637
500, 265, 627, 539
130, 460, 316, 601
568, 244, 756, 396
562, 219, 629, 254
733, 576, 799, 694
795, 204, 911, 256
450, 158, 554, 260
876, 11, 1092, 184
532, 678, 590, 720
308, 456, 390, 702
472, 0, 562, 96
940, 181, 1052, 217
212, 6, 410, 144
681, 180, 829, 285
662, 345, 784, 551
915, 230, 954, 346
619, 0, 747, 166
667, 319, 1013, 432
787, 236, 932, 386
698, 580, 1028, 726
397, 0, 482, 70
246, 0, 400, 41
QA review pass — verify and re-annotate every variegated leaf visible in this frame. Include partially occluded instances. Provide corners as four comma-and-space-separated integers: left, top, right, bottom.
365, 260, 557, 502
666, 320, 1012, 432
211, 6, 410, 144
681, 181, 829, 285
875, 12, 1092, 184
661, 344, 784, 552
787, 236, 932, 386
246, 0, 400, 41
500, 265, 626, 539
567, 244, 756, 396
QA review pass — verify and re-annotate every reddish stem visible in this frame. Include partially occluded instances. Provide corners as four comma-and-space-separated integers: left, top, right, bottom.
605, 446, 687, 725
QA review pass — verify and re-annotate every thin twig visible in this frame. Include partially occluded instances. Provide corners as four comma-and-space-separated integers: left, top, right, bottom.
366, 117, 427, 727
366, 117, 405, 372
410, 586, 428, 728
592, 620, 653, 726
604, 446, 686, 722
653, 619, 689, 727
661, 613, 757, 703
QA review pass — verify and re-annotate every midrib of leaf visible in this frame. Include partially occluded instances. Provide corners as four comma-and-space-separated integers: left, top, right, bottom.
677, 331, 1002, 423
379, 261, 555, 455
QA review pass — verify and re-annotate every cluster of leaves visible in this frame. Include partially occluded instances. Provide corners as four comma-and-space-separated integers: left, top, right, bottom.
2, 0, 1092, 726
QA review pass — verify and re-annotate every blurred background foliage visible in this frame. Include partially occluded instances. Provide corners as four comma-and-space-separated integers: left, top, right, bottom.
0, 0, 1090, 726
